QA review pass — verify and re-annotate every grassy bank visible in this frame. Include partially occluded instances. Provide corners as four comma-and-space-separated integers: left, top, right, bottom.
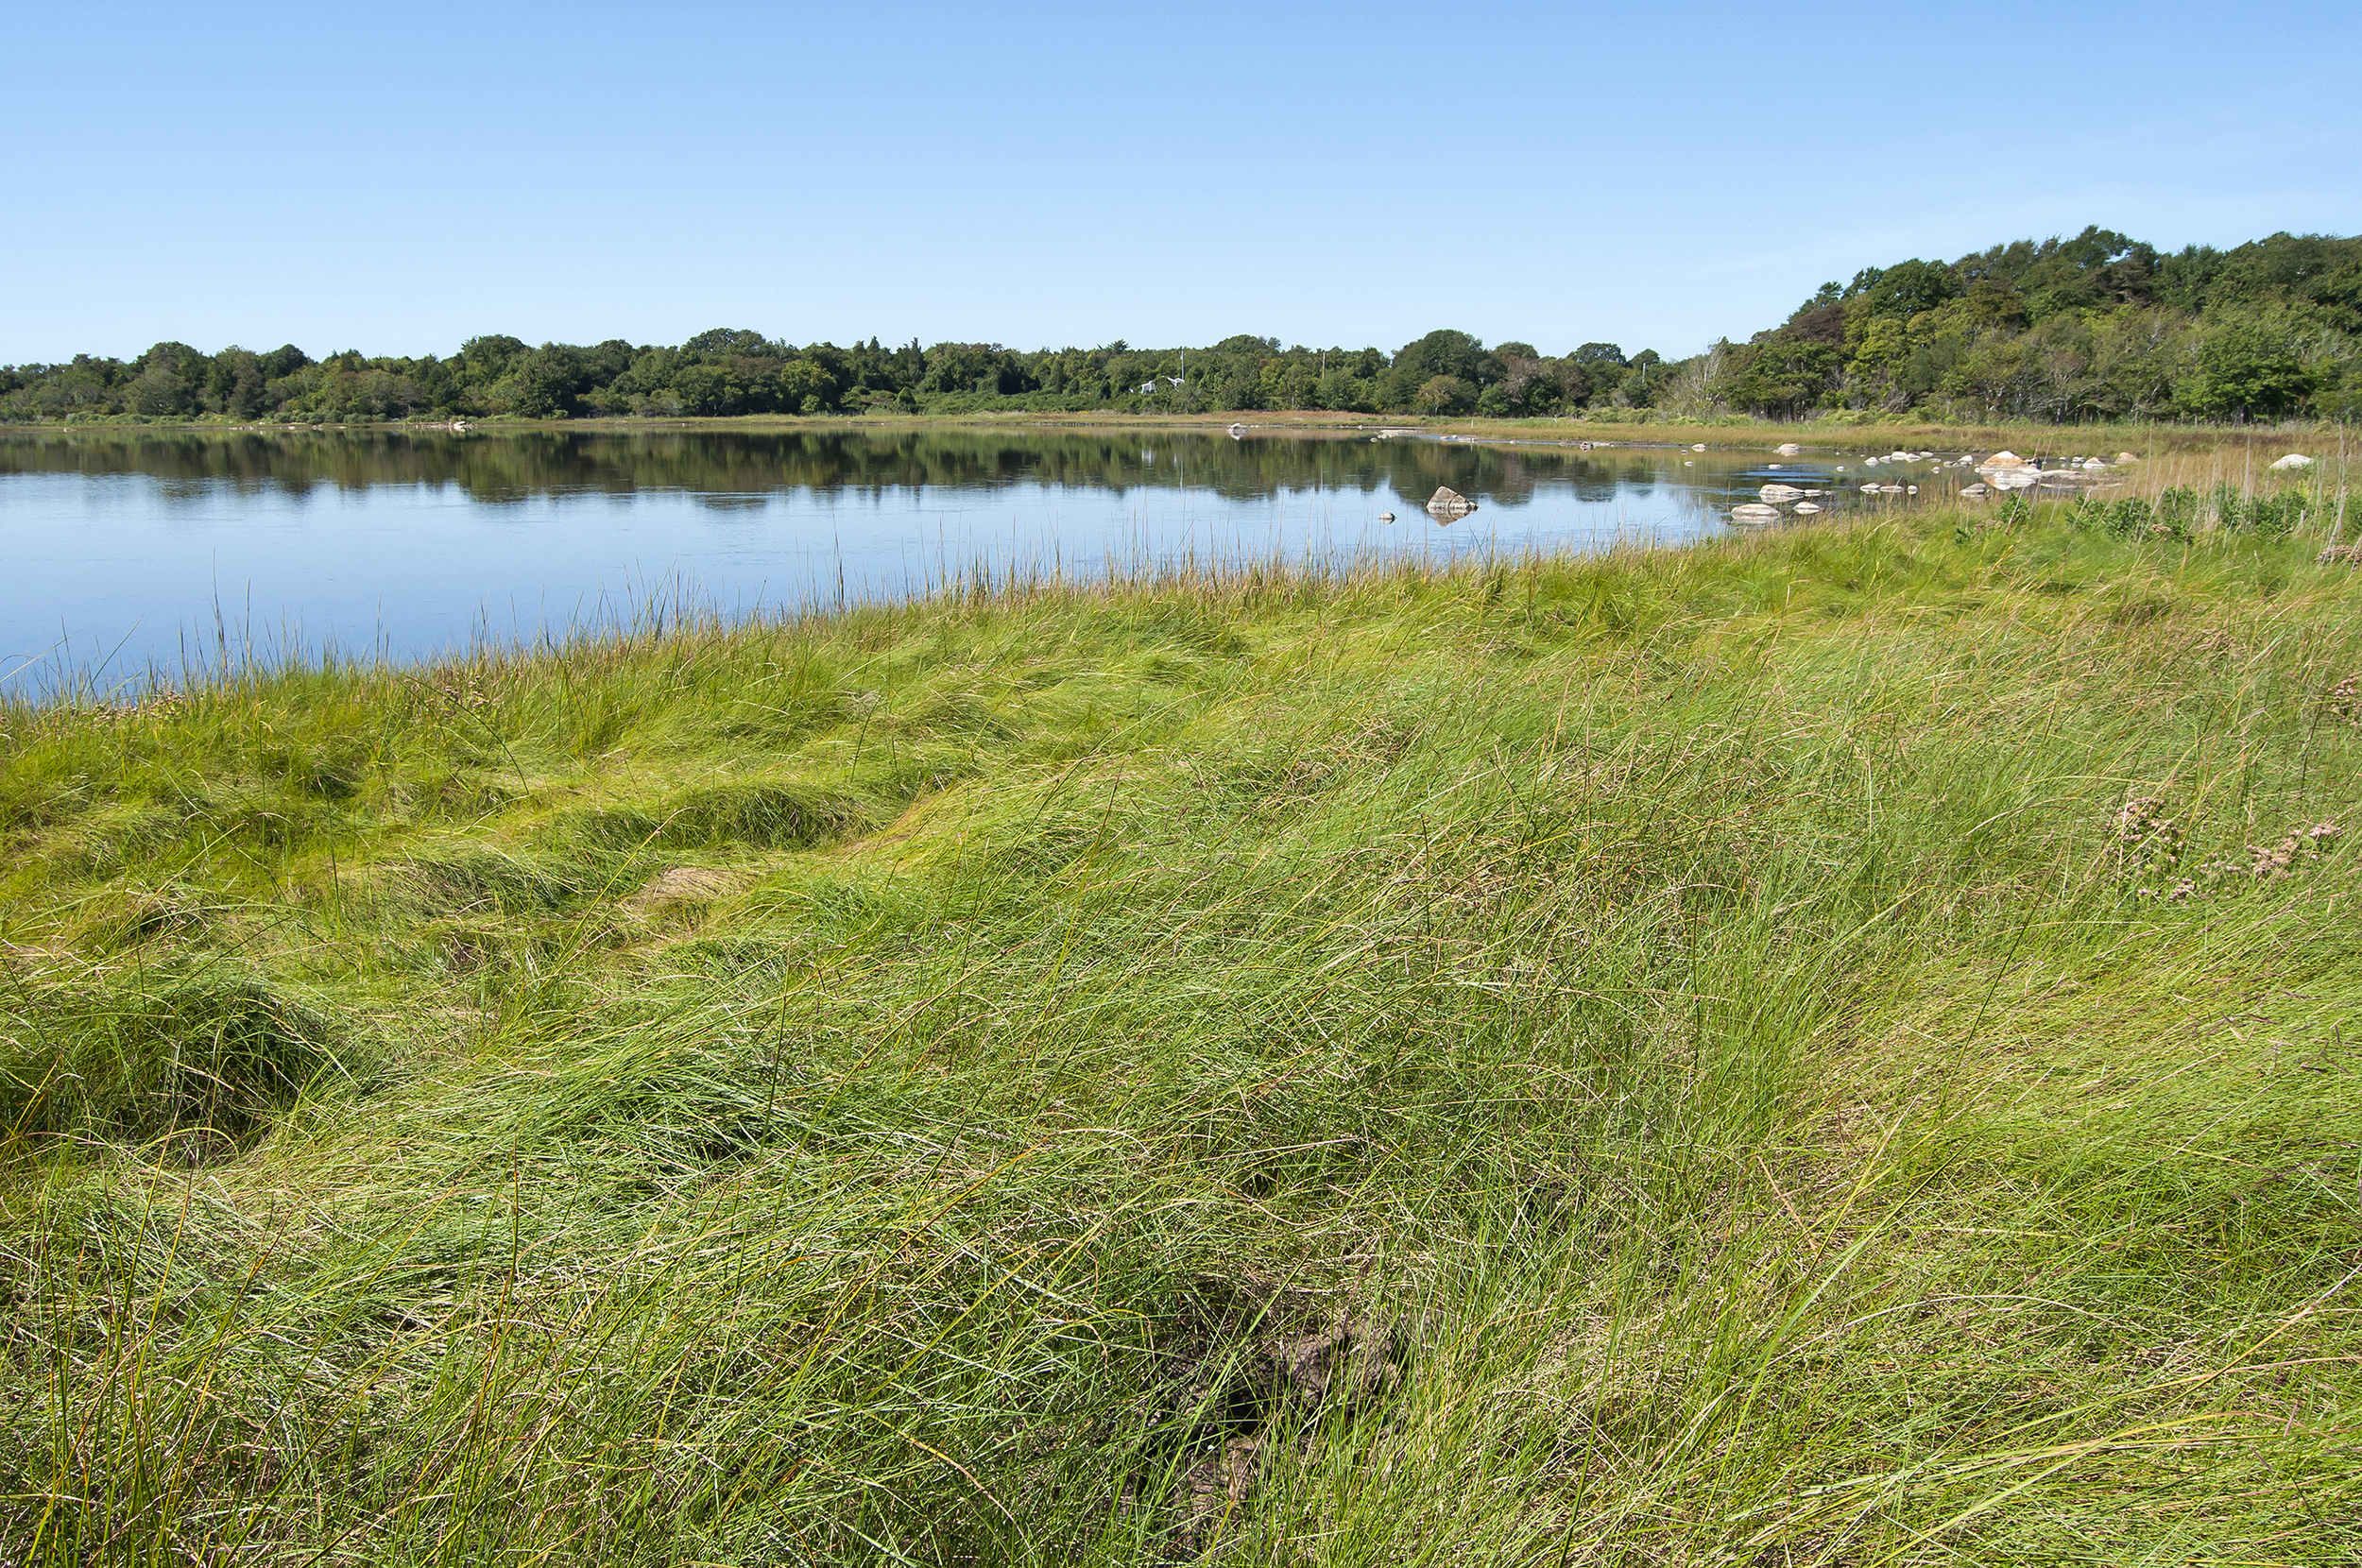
3, 490, 2360, 1563
15, 406, 2353, 462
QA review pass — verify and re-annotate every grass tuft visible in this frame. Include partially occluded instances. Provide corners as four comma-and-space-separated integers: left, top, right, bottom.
4, 968, 363, 1155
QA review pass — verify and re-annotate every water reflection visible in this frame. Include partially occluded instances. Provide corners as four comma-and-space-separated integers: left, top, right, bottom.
0, 426, 1799, 690
0, 427, 1727, 510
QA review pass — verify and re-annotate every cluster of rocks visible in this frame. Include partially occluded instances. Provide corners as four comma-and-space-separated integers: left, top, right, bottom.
1973, 452, 2045, 492
1723, 442, 2331, 527
1956, 450, 2141, 495
1734, 478, 1839, 524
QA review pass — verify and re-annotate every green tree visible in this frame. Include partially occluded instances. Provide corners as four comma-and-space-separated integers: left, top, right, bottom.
1720, 338, 1839, 418
1413, 375, 1474, 415
2178, 315, 2313, 418
1395, 330, 1484, 385
673, 362, 750, 416
778, 359, 837, 414
1314, 369, 1373, 412
127, 342, 204, 417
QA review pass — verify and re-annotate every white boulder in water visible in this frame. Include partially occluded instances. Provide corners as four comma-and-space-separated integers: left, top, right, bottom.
2270, 453, 2315, 470
1977, 451, 2028, 469
1775, 442, 1802, 455
1792, 502, 1822, 514
1730, 503, 1783, 524
1760, 484, 1806, 503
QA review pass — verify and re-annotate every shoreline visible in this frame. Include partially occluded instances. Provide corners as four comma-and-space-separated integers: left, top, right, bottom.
4, 409, 2344, 458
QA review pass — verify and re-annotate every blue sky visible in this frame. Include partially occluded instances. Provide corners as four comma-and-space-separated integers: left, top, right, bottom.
6, 0, 2355, 365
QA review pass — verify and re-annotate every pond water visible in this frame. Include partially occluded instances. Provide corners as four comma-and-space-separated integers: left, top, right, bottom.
0, 426, 1967, 690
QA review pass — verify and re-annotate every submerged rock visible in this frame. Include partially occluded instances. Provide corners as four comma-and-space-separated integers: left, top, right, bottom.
1961, 483, 1990, 498
1426, 486, 1476, 520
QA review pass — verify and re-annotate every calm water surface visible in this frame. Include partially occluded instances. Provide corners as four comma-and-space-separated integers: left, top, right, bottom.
0, 427, 1949, 689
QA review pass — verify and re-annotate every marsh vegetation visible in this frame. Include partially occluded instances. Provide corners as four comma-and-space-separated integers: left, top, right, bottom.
3, 450, 2358, 1561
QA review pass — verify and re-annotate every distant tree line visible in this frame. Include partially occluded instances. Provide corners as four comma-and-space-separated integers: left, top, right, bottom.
1709, 229, 2362, 422
0, 329, 1662, 425
3, 229, 2353, 426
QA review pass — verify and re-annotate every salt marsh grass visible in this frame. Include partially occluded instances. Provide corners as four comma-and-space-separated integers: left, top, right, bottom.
2, 483, 2359, 1564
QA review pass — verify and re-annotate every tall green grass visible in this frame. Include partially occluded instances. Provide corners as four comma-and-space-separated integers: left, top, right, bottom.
2, 489, 2358, 1564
